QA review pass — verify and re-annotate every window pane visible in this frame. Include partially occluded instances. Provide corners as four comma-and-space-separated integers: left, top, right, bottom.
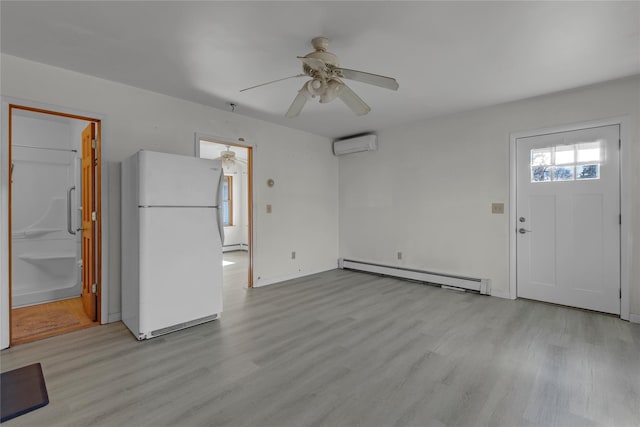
576, 164, 600, 180
555, 146, 575, 165
531, 149, 552, 166
553, 166, 574, 181
222, 200, 230, 225
577, 141, 602, 163
531, 166, 551, 182
222, 179, 229, 200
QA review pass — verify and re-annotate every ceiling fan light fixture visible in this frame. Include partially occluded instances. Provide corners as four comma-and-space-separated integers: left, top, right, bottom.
217, 145, 248, 168
320, 79, 342, 103
306, 78, 326, 97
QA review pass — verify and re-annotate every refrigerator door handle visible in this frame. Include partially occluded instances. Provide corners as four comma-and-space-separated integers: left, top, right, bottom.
216, 171, 225, 245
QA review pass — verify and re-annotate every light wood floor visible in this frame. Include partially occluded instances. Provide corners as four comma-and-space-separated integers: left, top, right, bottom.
223, 250, 249, 291
11, 297, 98, 345
1, 268, 639, 426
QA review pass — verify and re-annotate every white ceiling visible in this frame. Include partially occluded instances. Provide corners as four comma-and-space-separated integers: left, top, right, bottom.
1, 1, 639, 139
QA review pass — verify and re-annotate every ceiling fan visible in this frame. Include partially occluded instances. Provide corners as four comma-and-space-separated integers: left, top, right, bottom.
240, 37, 399, 118
217, 146, 247, 169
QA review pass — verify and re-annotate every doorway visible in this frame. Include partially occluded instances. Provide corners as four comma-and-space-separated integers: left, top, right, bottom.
8, 105, 102, 344
198, 138, 253, 290
515, 124, 620, 314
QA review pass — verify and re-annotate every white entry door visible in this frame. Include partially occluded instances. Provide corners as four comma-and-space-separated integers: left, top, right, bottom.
516, 125, 620, 314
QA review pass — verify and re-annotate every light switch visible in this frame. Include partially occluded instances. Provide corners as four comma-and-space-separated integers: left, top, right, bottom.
266, 204, 272, 214
492, 203, 504, 214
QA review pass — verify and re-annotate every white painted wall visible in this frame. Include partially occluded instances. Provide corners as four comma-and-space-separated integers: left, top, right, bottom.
0, 54, 338, 347
339, 75, 640, 317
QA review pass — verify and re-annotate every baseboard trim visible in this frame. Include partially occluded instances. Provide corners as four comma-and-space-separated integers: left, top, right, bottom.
629, 314, 640, 324
489, 289, 512, 299
254, 265, 336, 288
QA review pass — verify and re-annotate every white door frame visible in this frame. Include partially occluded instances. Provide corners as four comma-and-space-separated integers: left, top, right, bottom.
509, 116, 631, 320
0, 96, 110, 349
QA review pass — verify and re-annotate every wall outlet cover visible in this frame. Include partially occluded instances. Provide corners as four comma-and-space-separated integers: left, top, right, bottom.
492, 203, 505, 214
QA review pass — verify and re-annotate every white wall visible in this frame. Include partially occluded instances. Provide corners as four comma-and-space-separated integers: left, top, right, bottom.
339, 75, 640, 317
0, 54, 339, 347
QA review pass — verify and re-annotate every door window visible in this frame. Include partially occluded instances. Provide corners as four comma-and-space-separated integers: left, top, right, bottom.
530, 141, 602, 183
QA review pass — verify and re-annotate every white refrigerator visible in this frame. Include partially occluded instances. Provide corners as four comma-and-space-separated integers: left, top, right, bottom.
121, 150, 224, 340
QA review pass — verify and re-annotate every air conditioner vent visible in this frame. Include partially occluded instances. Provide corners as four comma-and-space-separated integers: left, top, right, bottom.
333, 134, 377, 156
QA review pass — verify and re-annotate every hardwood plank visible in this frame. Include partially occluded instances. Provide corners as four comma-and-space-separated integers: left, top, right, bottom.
11, 297, 98, 345
1, 264, 639, 427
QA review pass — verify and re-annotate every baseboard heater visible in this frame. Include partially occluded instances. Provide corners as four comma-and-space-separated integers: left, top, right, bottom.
338, 258, 491, 295
223, 243, 249, 253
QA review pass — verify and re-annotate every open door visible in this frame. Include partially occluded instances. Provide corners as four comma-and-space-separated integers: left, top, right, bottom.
81, 123, 97, 320
197, 138, 254, 288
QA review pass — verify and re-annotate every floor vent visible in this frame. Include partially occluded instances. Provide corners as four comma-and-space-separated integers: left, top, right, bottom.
338, 259, 491, 295
147, 314, 219, 339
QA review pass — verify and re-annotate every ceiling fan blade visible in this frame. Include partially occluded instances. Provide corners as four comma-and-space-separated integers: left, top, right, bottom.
240, 74, 305, 92
337, 68, 399, 91
337, 83, 371, 116
297, 56, 326, 71
216, 156, 247, 167
285, 84, 312, 118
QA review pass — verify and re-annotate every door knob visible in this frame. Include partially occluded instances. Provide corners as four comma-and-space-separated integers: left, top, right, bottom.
518, 228, 532, 234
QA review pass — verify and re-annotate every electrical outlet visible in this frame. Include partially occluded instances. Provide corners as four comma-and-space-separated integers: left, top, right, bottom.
266, 204, 272, 214
291, 251, 296, 260
491, 203, 504, 214
397, 252, 402, 260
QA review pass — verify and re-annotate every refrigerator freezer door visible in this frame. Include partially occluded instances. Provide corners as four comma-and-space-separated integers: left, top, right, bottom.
138, 207, 223, 334
138, 150, 222, 207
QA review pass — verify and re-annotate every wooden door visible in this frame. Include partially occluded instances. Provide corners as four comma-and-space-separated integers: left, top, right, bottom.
81, 123, 97, 320
516, 125, 620, 314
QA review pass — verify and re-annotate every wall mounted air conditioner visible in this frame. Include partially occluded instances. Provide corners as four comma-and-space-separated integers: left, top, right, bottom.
333, 134, 377, 156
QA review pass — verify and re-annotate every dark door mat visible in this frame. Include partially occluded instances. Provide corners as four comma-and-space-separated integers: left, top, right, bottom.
1, 363, 49, 423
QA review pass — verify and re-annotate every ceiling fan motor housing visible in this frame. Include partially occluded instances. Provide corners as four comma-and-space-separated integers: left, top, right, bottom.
302, 37, 339, 77
311, 36, 329, 51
